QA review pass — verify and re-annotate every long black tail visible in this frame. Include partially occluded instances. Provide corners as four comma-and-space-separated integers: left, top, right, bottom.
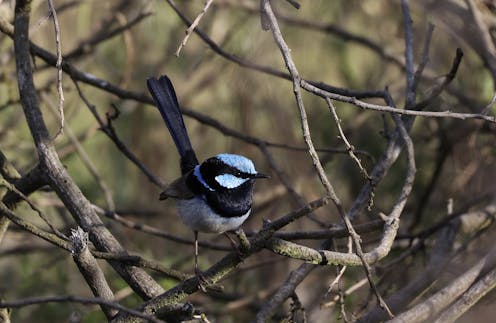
147, 75, 199, 174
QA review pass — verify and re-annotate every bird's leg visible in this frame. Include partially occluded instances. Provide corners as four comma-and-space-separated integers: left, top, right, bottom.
194, 230, 200, 275
194, 230, 207, 292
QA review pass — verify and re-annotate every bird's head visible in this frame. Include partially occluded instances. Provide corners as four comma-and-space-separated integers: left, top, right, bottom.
194, 153, 268, 192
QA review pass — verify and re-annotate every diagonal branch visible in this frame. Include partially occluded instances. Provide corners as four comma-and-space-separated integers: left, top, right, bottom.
391, 246, 496, 323
70, 227, 117, 319
13, 0, 163, 300
0, 294, 165, 323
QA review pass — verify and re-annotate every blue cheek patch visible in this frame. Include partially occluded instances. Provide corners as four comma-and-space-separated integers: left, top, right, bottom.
215, 174, 249, 189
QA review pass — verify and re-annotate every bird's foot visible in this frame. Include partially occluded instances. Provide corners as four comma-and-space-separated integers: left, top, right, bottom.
195, 268, 208, 292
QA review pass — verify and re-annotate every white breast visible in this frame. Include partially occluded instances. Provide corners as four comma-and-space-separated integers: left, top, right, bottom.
176, 197, 251, 233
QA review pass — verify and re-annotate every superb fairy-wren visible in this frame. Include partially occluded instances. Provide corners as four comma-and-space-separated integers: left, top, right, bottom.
147, 75, 268, 278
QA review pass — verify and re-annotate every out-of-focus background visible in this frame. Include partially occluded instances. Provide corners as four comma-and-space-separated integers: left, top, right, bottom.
1, 0, 495, 322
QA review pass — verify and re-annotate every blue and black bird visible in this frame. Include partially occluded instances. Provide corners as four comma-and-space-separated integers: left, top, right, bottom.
147, 75, 268, 276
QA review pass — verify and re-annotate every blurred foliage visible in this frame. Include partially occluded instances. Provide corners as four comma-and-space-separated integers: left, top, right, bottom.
0, 0, 495, 322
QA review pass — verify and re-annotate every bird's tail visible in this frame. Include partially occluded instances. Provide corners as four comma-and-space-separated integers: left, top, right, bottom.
147, 75, 199, 174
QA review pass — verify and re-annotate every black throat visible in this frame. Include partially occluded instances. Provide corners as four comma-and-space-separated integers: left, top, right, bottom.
186, 172, 255, 218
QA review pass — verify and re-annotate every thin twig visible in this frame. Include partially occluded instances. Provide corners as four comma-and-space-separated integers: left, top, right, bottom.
465, 0, 496, 83
325, 239, 352, 322
326, 98, 371, 181
326, 238, 352, 297
259, 144, 329, 227
269, 219, 384, 240
321, 278, 368, 308
301, 76, 494, 123
402, 0, 415, 109
412, 23, 435, 92
176, 0, 214, 56
0, 295, 164, 323
414, 48, 464, 110
91, 251, 189, 281
0, 201, 72, 251
42, 92, 116, 211
47, 0, 64, 137
481, 92, 496, 115
0, 179, 67, 241
65, 8, 153, 60
72, 79, 166, 188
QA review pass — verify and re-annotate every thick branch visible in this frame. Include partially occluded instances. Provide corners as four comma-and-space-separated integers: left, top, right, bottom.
391, 246, 496, 322
13, 0, 163, 300
70, 227, 117, 319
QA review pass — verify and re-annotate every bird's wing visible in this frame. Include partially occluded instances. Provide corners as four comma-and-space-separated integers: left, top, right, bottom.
160, 173, 195, 200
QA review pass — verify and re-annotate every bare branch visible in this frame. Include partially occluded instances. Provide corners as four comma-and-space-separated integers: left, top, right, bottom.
0, 295, 165, 323
326, 98, 371, 181
358, 211, 460, 322
391, 246, 496, 323
302, 76, 494, 123
0, 179, 66, 240
47, 0, 64, 137
175, 0, 214, 57
435, 262, 496, 322
13, 0, 163, 299
70, 227, 117, 319
402, 0, 416, 109
43, 92, 115, 210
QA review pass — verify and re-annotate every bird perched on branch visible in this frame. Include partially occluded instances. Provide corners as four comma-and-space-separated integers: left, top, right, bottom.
147, 75, 268, 282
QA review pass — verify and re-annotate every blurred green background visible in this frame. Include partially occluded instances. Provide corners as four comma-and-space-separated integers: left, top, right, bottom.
0, 0, 495, 322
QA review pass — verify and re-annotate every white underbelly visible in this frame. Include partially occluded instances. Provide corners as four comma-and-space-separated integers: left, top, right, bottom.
176, 197, 251, 233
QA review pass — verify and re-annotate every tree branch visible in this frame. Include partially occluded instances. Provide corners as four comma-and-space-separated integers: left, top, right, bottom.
13, 0, 163, 300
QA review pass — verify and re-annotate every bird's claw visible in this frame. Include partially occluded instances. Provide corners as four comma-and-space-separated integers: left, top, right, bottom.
195, 268, 208, 292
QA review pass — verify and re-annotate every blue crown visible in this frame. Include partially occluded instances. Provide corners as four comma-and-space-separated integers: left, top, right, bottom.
216, 153, 257, 174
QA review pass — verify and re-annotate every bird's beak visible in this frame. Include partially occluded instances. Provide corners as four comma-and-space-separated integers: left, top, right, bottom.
252, 172, 270, 179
